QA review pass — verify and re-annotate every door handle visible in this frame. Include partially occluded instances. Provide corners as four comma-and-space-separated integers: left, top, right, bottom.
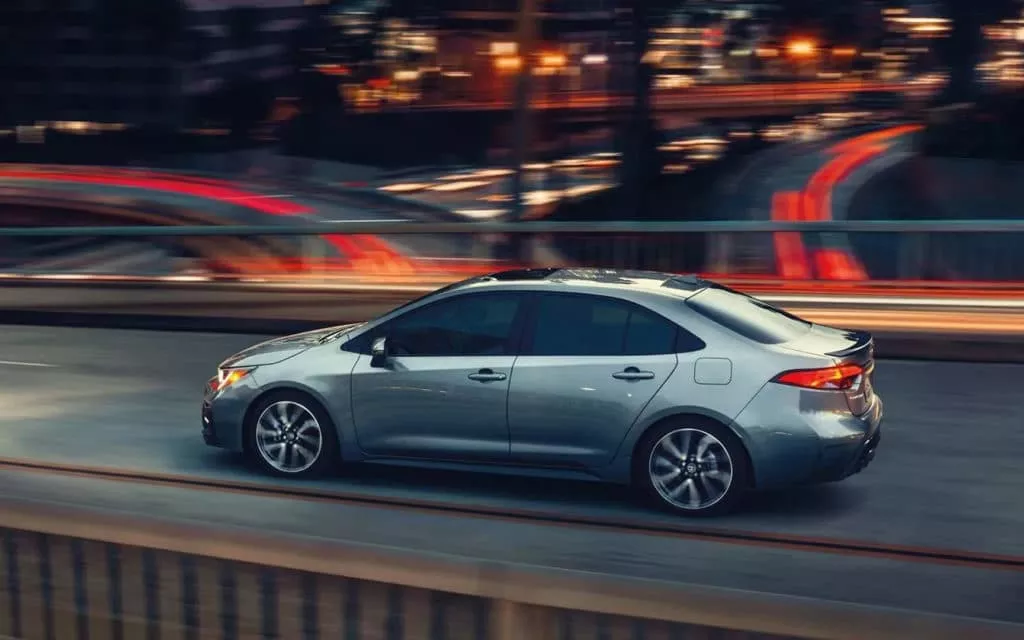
468, 368, 507, 382
613, 367, 655, 381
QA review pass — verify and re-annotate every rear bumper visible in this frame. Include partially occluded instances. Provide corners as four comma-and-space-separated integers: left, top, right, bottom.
732, 384, 884, 490
851, 428, 881, 474
812, 405, 882, 483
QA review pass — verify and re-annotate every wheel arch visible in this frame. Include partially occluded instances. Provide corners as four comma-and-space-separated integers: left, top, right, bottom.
241, 383, 342, 457
629, 411, 757, 490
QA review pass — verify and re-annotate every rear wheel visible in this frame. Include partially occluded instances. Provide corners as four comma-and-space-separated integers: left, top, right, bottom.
246, 391, 338, 478
635, 418, 749, 517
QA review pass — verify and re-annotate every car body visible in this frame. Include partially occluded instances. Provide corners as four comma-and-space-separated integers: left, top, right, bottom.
202, 268, 883, 515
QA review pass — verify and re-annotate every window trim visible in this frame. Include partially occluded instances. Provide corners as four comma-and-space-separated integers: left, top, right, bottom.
520, 291, 705, 357
342, 290, 530, 357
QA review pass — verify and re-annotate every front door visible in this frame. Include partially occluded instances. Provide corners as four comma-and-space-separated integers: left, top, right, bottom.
350, 291, 526, 461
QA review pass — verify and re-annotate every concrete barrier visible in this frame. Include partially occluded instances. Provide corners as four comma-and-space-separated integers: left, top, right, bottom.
0, 496, 1021, 640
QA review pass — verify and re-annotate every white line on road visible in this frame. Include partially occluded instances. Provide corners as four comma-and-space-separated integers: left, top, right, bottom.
0, 360, 57, 368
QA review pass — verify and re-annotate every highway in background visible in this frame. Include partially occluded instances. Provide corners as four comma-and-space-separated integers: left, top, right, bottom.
0, 324, 1021, 623
365, 79, 937, 113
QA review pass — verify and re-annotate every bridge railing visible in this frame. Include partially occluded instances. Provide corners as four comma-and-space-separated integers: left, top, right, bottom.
1, 494, 1019, 640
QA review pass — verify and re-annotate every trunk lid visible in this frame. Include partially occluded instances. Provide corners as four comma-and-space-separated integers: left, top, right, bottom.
781, 324, 877, 415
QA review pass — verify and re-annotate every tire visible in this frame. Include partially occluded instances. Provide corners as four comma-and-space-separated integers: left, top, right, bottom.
634, 417, 750, 517
245, 390, 339, 478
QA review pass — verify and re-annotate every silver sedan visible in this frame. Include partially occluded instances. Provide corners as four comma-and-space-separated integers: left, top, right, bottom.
202, 269, 883, 516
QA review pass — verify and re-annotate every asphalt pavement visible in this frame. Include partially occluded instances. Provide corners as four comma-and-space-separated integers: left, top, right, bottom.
0, 325, 1022, 623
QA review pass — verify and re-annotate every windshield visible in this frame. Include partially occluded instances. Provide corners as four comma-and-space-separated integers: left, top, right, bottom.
686, 287, 812, 344
386, 275, 486, 316
336, 275, 487, 345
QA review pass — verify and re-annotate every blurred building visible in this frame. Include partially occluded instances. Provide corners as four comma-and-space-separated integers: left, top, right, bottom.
646, 1, 784, 84
979, 4, 1024, 84
440, 0, 619, 102
878, 4, 950, 79
0, 0, 311, 131
315, 0, 619, 106
185, 0, 313, 97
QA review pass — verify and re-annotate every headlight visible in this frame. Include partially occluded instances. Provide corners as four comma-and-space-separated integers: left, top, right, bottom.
211, 367, 254, 392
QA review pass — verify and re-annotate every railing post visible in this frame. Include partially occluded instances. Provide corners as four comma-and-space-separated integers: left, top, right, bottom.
490, 599, 550, 640
898, 231, 927, 280
708, 232, 733, 274
303, 234, 326, 283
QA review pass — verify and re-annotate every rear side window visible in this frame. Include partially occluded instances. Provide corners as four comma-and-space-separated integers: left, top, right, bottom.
529, 293, 700, 356
687, 288, 811, 344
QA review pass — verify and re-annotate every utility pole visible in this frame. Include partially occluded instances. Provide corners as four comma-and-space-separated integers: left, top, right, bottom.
510, 0, 538, 222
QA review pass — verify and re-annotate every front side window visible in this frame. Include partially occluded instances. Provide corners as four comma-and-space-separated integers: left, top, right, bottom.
529, 294, 686, 356
383, 293, 523, 357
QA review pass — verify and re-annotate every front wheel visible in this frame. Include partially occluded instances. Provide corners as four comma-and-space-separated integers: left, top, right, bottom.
246, 391, 338, 478
635, 419, 750, 517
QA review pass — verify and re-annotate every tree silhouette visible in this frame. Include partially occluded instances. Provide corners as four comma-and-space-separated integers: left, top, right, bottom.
212, 6, 274, 144
96, 0, 187, 57
616, 1, 683, 218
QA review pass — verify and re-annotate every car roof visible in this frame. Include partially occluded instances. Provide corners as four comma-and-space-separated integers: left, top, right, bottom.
450, 268, 717, 301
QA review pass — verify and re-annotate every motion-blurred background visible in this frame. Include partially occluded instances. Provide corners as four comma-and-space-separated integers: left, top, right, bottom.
0, 0, 1020, 290
0, 3, 1023, 639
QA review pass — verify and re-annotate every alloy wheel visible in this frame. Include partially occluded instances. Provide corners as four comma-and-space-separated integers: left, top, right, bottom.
648, 428, 734, 511
255, 400, 324, 474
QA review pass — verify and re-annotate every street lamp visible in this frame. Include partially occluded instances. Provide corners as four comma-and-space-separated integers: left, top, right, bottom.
786, 38, 818, 79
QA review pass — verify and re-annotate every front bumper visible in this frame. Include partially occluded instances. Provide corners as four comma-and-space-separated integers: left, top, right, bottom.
201, 375, 259, 452
201, 399, 222, 447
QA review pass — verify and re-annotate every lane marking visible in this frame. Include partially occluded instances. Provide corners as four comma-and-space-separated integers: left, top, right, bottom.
0, 360, 57, 368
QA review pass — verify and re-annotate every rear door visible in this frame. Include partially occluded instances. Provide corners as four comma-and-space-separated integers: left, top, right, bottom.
507, 292, 679, 469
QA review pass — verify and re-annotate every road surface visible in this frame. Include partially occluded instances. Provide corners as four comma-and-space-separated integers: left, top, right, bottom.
0, 325, 1021, 623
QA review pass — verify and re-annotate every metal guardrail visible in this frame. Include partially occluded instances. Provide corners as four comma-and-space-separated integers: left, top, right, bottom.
2, 220, 1023, 285
2, 220, 1024, 236
2, 496, 1021, 640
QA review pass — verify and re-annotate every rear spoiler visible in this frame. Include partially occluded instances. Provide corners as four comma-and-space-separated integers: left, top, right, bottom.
826, 330, 874, 359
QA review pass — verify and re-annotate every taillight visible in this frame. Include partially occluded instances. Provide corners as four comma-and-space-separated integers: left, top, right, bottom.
773, 364, 864, 390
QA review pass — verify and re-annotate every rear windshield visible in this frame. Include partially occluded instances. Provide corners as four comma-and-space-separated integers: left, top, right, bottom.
686, 288, 812, 344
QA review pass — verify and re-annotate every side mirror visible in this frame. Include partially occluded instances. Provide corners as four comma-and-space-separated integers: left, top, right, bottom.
370, 336, 389, 367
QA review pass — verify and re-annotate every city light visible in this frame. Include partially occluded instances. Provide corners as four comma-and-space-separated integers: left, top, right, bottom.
539, 52, 567, 68
493, 56, 522, 71
787, 39, 817, 58
490, 41, 517, 56
581, 54, 608, 65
